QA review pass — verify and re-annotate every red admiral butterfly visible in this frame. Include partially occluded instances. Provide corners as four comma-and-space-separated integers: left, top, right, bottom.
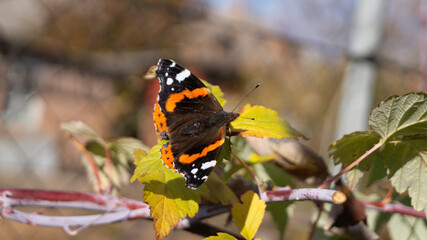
154, 59, 239, 189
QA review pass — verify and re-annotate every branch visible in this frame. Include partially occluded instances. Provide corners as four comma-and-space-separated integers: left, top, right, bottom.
0, 189, 151, 227
0, 189, 230, 230
261, 187, 347, 204
0, 188, 346, 229
2, 187, 424, 236
363, 201, 426, 218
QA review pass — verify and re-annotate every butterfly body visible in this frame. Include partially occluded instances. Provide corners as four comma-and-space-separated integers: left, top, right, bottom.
154, 59, 238, 189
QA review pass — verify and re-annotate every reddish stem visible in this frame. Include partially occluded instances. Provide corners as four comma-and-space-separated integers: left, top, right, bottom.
363, 201, 426, 218
319, 142, 383, 189
66, 133, 104, 193
105, 147, 113, 193
380, 186, 394, 206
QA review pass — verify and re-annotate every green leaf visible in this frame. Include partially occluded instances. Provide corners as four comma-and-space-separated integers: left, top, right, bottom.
222, 136, 255, 181
329, 131, 380, 170
111, 141, 147, 185
83, 140, 138, 193
108, 137, 149, 164
60, 121, 105, 145
230, 136, 256, 161
369, 93, 427, 140
106, 138, 148, 190
131, 141, 167, 183
367, 93, 427, 213
232, 190, 266, 240
231, 104, 305, 139
330, 93, 427, 202
266, 202, 292, 239
204, 233, 238, 240
385, 139, 427, 213
323, 93, 427, 218
254, 162, 295, 188
201, 79, 227, 106
131, 141, 207, 239
204, 172, 239, 205
387, 214, 427, 240
61, 121, 147, 193
366, 155, 387, 187
81, 140, 108, 192
345, 168, 364, 190
382, 139, 425, 177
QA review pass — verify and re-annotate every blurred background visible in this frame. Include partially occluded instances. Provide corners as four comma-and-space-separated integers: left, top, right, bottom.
0, 0, 425, 239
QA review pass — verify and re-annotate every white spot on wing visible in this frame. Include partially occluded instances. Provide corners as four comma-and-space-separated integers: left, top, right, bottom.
201, 160, 216, 170
170, 62, 176, 67
165, 72, 168, 77
191, 168, 198, 174
166, 78, 173, 85
176, 69, 191, 82
171, 87, 174, 91
201, 176, 208, 181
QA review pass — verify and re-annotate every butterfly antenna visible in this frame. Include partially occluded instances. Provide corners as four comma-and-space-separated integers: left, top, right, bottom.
232, 83, 260, 113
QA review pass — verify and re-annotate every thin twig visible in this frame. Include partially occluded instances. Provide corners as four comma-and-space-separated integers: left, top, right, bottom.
231, 150, 262, 188
319, 142, 383, 189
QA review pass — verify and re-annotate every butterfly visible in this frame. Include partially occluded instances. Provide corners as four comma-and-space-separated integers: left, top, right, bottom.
153, 59, 239, 189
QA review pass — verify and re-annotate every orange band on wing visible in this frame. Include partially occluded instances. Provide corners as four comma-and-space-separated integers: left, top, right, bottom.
153, 103, 168, 133
165, 87, 210, 112
161, 143, 175, 171
178, 138, 225, 164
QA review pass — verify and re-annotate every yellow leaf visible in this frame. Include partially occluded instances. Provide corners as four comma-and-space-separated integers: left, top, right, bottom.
204, 232, 238, 240
132, 149, 147, 167
204, 172, 239, 205
130, 141, 167, 183
144, 180, 201, 240
231, 104, 305, 139
201, 79, 227, 106
248, 153, 277, 164
232, 190, 266, 240
131, 141, 207, 239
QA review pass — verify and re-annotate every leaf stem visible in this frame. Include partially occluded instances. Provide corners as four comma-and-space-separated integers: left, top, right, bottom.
104, 147, 113, 194
66, 132, 104, 193
319, 142, 383, 189
231, 150, 262, 188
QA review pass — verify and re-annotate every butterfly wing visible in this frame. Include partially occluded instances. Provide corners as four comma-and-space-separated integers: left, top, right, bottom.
154, 59, 237, 189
